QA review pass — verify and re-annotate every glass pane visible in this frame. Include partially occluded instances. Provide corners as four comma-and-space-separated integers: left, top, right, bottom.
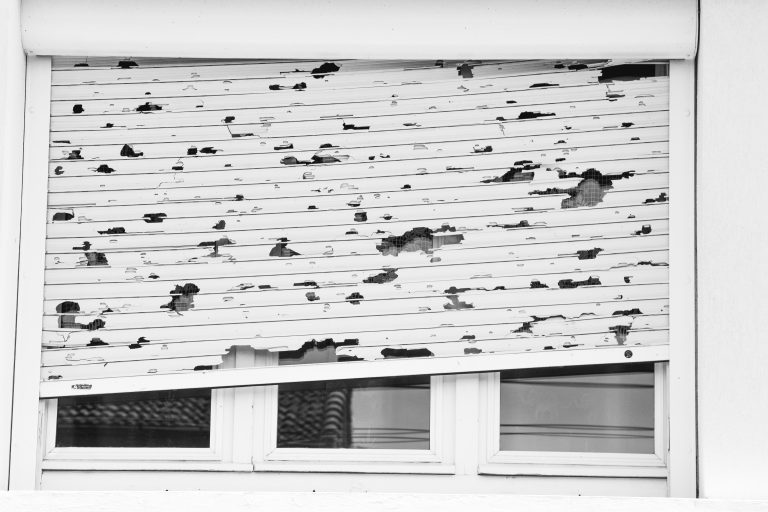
276, 344, 430, 449
499, 363, 654, 454
55, 388, 212, 448
277, 376, 430, 449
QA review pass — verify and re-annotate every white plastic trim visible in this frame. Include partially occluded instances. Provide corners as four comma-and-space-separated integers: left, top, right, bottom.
41, 389, 229, 463
20, 0, 698, 59
9, 55, 51, 491
667, 58, 697, 498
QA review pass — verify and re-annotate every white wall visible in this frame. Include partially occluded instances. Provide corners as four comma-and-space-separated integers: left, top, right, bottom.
697, 0, 768, 500
4, 0, 768, 500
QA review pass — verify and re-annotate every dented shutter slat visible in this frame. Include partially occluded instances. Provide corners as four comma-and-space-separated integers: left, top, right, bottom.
43, 326, 670, 381
48, 173, 669, 224
51, 96, 667, 134
46, 204, 670, 257
49, 124, 669, 167
40, 58, 670, 397
46, 218, 670, 269
43, 318, 671, 368
49, 150, 668, 201
43, 279, 669, 326
44, 255, 669, 305
42, 298, 670, 333
48, 185, 669, 240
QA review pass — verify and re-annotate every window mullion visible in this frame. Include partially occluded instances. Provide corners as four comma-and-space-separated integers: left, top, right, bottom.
228, 347, 257, 467
252, 351, 279, 463
453, 373, 482, 475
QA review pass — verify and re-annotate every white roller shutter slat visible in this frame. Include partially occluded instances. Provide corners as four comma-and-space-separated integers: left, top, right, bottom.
40, 58, 670, 397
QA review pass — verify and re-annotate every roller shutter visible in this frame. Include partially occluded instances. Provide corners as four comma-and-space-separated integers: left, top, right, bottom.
41, 58, 670, 396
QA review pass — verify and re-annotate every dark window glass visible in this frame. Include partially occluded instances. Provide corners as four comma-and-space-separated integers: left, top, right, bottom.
499, 363, 655, 454
55, 388, 211, 448
277, 376, 430, 449
277, 344, 430, 449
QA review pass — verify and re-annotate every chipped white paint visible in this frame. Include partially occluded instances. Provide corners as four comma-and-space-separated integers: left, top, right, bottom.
40, 59, 670, 396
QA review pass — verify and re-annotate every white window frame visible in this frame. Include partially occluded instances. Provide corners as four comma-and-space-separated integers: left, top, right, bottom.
254, 375, 454, 473
9, 56, 696, 497
227, 348, 457, 474
38, 348, 248, 471
40, 389, 233, 470
477, 363, 668, 478
40, 347, 456, 474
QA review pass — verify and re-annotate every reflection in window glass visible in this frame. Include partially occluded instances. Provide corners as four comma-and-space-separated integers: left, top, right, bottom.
277, 345, 430, 449
499, 364, 654, 454
55, 389, 212, 448
277, 376, 430, 449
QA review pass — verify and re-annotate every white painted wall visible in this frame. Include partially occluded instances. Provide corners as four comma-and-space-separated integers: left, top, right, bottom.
3, 0, 768, 502
697, 0, 768, 500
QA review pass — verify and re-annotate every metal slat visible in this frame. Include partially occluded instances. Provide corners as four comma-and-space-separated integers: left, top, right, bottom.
42, 308, 669, 348
45, 203, 670, 255
48, 148, 669, 207
43, 254, 668, 302
47, 161, 668, 217
46, 177, 669, 238
49, 60, 601, 87
49, 76, 664, 119
48, 111, 669, 165
50, 92, 667, 133
42, 324, 669, 381
44, 234, 670, 285
43, 325, 669, 367
45, 219, 670, 270
43, 278, 669, 318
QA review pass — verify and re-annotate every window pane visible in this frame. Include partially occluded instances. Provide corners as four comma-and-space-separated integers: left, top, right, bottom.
277, 370, 430, 449
55, 389, 211, 448
276, 344, 430, 450
499, 363, 654, 454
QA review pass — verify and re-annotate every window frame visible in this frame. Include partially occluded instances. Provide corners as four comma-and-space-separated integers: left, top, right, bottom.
39, 348, 245, 471
40, 388, 234, 470
257, 351, 451, 467
253, 375, 455, 473
41, 347, 457, 474
477, 363, 668, 478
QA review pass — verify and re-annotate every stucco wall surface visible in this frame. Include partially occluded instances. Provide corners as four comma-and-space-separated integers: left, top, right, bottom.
697, 0, 768, 500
